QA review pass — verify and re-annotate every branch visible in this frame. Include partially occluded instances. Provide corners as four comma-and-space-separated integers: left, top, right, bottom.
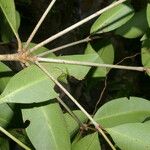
0, 53, 20, 61
35, 61, 116, 150
0, 126, 31, 150
37, 57, 149, 72
28, 0, 127, 52
56, 97, 86, 129
37, 36, 92, 56
24, 0, 57, 49
0, 53, 36, 62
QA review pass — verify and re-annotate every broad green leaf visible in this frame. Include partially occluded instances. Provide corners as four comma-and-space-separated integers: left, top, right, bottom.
141, 39, 150, 76
0, 62, 13, 93
0, 11, 20, 43
116, 8, 149, 38
147, 3, 150, 27
0, 54, 98, 104
0, 137, 9, 150
107, 123, 150, 150
0, 0, 19, 36
94, 97, 150, 128
85, 40, 114, 77
140, 30, 150, 41
0, 62, 14, 127
0, 103, 14, 127
0, 64, 58, 104
64, 110, 88, 137
85, 43, 106, 77
57, 54, 100, 80
90, 3, 134, 34
72, 133, 101, 150
22, 103, 71, 150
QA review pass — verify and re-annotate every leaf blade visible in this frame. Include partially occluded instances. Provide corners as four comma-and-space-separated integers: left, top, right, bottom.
107, 123, 150, 150
72, 133, 101, 150
0, 54, 98, 104
116, 8, 149, 38
94, 97, 150, 128
22, 103, 71, 150
0, 0, 19, 37
90, 3, 134, 34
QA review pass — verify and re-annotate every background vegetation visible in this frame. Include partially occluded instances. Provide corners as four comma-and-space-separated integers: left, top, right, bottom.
0, 0, 150, 149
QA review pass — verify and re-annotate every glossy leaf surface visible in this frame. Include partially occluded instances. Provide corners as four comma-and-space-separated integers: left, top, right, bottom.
0, 54, 99, 104
0, 0, 19, 36
141, 39, 150, 76
94, 97, 150, 128
72, 133, 101, 150
147, 3, 150, 27
0, 63, 14, 127
22, 103, 71, 150
116, 8, 149, 38
107, 123, 150, 150
90, 3, 134, 34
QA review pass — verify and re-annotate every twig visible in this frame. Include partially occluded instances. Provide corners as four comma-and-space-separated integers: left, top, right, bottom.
16, 34, 22, 52
35, 61, 116, 150
37, 57, 147, 72
0, 53, 20, 61
93, 76, 108, 115
116, 53, 141, 65
0, 53, 35, 62
28, 0, 127, 52
0, 126, 31, 150
37, 36, 92, 56
24, 0, 57, 49
56, 97, 86, 129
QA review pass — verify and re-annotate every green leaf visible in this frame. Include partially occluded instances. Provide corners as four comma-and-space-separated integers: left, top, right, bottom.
0, 62, 14, 127
0, 62, 13, 93
0, 137, 9, 150
90, 3, 134, 34
0, 64, 58, 104
141, 39, 150, 76
116, 8, 149, 38
94, 97, 150, 128
0, 11, 20, 43
22, 103, 71, 150
85, 44, 106, 77
0, 103, 14, 127
85, 41, 114, 77
140, 30, 150, 41
72, 133, 101, 150
64, 110, 88, 137
107, 123, 150, 150
0, 54, 98, 104
57, 54, 100, 80
0, 0, 19, 37
147, 3, 150, 27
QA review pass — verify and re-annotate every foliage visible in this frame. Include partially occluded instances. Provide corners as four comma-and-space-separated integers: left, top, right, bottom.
0, 0, 150, 150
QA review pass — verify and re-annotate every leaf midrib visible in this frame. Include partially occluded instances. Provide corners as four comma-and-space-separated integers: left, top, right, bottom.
96, 110, 150, 121
0, 75, 51, 103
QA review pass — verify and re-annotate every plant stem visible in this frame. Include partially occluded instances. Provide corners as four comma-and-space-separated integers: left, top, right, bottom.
37, 37, 91, 56
0, 126, 31, 150
16, 33, 22, 52
56, 97, 86, 128
24, 0, 56, 49
35, 61, 116, 150
0, 53, 20, 61
37, 57, 147, 72
28, 0, 127, 52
